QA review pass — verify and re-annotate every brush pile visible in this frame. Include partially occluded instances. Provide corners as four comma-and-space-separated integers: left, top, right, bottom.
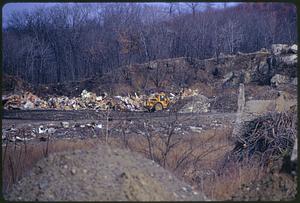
231, 111, 297, 164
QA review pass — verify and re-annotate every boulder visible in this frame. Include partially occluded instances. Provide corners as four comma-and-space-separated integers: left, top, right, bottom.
290, 44, 297, 54
248, 61, 273, 85
271, 44, 290, 55
291, 77, 297, 86
270, 74, 290, 87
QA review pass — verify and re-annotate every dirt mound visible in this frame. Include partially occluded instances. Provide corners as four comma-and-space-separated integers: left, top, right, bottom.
5, 145, 207, 201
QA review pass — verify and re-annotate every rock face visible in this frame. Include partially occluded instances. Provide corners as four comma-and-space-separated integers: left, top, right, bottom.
219, 44, 297, 87
5, 145, 207, 201
179, 95, 210, 113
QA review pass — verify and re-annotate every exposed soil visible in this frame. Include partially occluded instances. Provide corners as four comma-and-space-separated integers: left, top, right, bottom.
4, 145, 207, 201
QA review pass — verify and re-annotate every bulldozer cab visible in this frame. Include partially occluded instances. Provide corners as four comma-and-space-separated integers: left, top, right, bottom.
145, 92, 170, 112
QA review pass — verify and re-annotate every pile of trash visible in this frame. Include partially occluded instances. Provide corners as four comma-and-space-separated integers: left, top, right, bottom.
3, 87, 213, 112
2, 90, 150, 111
2, 92, 44, 110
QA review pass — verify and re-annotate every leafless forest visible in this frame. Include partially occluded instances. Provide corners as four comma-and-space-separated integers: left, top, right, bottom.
3, 3, 296, 85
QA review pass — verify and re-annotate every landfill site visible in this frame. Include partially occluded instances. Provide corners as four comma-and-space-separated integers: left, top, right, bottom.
2, 44, 298, 201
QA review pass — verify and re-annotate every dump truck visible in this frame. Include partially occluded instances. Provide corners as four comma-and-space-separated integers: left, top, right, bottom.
145, 92, 170, 112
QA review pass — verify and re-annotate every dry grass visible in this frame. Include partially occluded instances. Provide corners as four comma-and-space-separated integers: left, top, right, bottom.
211, 163, 266, 200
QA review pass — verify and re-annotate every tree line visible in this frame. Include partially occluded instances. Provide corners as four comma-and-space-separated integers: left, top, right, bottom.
3, 2, 297, 85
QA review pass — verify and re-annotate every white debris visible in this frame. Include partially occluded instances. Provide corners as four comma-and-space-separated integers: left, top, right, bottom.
38, 126, 46, 134
23, 101, 35, 109
189, 126, 203, 133
61, 122, 70, 128
96, 96, 103, 101
96, 124, 103, 129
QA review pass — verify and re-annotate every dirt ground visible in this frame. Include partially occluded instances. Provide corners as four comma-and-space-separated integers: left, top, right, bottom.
4, 145, 207, 201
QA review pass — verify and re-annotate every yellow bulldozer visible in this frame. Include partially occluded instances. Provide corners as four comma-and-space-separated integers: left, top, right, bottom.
144, 92, 170, 112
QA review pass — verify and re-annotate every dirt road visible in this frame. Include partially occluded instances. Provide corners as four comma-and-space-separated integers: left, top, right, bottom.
3, 109, 237, 127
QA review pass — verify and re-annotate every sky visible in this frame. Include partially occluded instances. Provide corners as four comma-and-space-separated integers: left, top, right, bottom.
2, 3, 58, 27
